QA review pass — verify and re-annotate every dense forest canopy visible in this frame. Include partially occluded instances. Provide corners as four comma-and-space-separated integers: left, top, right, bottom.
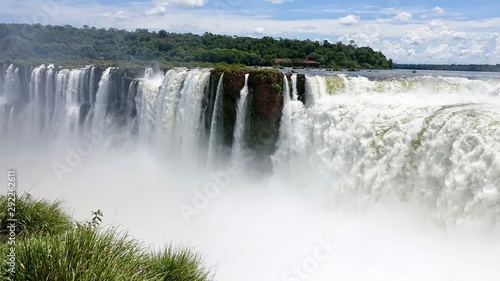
0, 23, 393, 70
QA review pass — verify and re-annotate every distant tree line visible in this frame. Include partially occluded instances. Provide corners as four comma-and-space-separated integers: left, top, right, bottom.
394, 64, 500, 72
0, 23, 393, 69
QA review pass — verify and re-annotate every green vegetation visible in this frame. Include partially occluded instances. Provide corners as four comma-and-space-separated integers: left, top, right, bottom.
0, 194, 72, 241
394, 64, 500, 72
0, 195, 212, 280
0, 23, 393, 70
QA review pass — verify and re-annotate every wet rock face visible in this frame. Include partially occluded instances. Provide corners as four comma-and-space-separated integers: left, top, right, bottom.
247, 70, 283, 159
221, 69, 246, 148
296, 74, 306, 104
209, 68, 284, 167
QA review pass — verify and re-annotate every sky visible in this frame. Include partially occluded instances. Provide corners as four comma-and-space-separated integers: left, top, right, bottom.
1, 0, 500, 64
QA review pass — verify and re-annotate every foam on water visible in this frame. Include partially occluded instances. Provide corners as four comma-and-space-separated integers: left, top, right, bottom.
1, 65, 500, 281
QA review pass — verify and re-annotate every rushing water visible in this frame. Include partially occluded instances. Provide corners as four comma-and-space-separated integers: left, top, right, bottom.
1, 64, 500, 281
231, 73, 249, 163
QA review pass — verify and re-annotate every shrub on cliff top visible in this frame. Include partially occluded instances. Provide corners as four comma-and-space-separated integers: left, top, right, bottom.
0, 195, 212, 281
0, 194, 73, 241
11, 226, 212, 281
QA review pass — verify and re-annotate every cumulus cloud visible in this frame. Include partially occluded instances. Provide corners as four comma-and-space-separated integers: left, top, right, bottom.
338, 31, 382, 47
394, 12, 412, 22
402, 20, 469, 45
144, 5, 167, 16
432, 6, 445, 15
153, 0, 207, 7
254, 27, 266, 34
143, 0, 207, 16
265, 0, 292, 3
379, 20, 500, 64
100, 10, 133, 21
290, 25, 317, 33
169, 23, 198, 30
339, 15, 361, 26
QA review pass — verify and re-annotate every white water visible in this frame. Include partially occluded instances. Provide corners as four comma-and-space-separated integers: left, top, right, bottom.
91, 67, 112, 132
207, 73, 224, 167
277, 74, 500, 226
174, 69, 210, 161
1, 65, 500, 281
231, 73, 249, 163
291, 73, 298, 101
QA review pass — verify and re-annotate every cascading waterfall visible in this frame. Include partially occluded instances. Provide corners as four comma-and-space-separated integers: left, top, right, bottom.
0, 64, 127, 146
136, 68, 164, 144
90, 67, 112, 132
304, 74, 327, 106
135, 68, 210, 159
3, 63, 500, 280
154, 69, 187, 146
272, 74, 292, 166
29, 65, 44, 139
174, 69, 210, 160
277, 74, 500, 225
231, 73, 249, 163
2, 63, 500, 227
272, 74, 309, 172
291, 73, 298, 101
206, 73, 224, 167
61, 68, 88, 142
0, 64, 21, 139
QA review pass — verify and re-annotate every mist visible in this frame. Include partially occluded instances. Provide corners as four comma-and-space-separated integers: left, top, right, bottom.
1, 65, 500, 280
2, 144, 500, 281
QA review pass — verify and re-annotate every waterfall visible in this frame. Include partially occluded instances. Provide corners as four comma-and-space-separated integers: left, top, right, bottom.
291, 73, 298, 101
2, 62, 500, 225
136, 69, 163, 144
91, 67, 112, 133
29, 65, 44, 140
207, 73, 224, 167
174, 69, 211, 160
272, 74, 292, 166
154, 68, 187, 147
304, 75, 327, 106
3, 63, 500, 281
0, 65, 21, 141
136, 67, 210, 156
231, 73, 249, 163
274, 74, 500, 225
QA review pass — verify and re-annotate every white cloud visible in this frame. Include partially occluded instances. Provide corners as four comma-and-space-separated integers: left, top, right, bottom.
432, 6, 445, 15
100, 10, 133, 21
153, 0, 207, 7
394, 12, 412, 22
144, 5, 167, 16
169, 23, 198, 30
380, 20, 500, 63
2, 0, 500, 64
401, 20, 469, 45
265, 0, 291, 4
143, 0, 208, 17
254, 27, 266, 34
339, 15, 361, 26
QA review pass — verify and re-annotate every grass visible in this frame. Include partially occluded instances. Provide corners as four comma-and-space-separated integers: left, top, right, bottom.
0, 194, 73, 241
0, 195, 213, 281
150, 245, 213, 281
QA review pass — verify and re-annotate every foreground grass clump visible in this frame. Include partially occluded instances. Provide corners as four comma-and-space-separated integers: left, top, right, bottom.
0, 195, 73, 241
15, 226, 149, 280
0, 195, 212, 281
151, 245, 213, 281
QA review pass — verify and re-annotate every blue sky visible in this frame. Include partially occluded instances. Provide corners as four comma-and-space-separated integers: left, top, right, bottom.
1, 0, 500, 64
